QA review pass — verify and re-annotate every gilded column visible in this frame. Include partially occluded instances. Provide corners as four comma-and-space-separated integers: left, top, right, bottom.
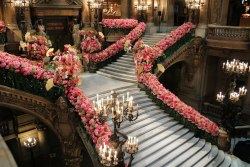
148, 0, 154, 23
81, 0, 90, 27
163, 0, 174, 25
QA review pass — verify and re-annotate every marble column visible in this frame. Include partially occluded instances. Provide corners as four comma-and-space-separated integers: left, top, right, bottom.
81, 0, 91, 27
220, 0, 229, 25
195, 0, 209, 38
121, 0, 129, 18
164, 0, 174, 26
148, 0, 154, 23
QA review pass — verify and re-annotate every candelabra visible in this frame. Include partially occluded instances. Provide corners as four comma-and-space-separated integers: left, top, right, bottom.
135, 0, 150, 22
4, 0, 31, 39
216, 59, 249, 133
185, 0, 204, 24
87, 0, 104, 30
93, 91, 139, 167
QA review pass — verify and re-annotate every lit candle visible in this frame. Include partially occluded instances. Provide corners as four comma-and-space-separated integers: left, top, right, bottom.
127, 92, 129, 100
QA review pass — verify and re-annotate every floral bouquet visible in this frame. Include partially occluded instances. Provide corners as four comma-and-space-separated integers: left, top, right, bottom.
0, 20, 6, 44
20, 32, 52, 60
52, 45, 82, 87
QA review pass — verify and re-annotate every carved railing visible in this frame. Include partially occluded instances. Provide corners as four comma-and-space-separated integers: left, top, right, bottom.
207, 24, 250, 49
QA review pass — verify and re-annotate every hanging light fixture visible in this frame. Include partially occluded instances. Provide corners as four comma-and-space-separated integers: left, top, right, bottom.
185, 0, 204, 10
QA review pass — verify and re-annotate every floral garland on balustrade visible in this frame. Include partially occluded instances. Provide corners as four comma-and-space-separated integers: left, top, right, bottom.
102, 19, 138, 29
133, 22, 220, 137
20, 32, 52, 60
138, 72, 219, 136
0, 50, 112, 147
89, 22, 146, 64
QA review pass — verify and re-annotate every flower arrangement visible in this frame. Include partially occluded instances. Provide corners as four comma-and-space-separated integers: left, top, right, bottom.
20, 32, 52, 60
102, 19, 138, 29
139, 72, 219, 136
89, 22, 146, 64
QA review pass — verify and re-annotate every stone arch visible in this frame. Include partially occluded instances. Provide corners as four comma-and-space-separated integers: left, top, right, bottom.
0, 85, 83, 167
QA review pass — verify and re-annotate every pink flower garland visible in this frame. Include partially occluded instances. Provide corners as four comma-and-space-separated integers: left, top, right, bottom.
89, 22, 146, 64
102, 19, 138, 29
139, 72, 219, 136
133, 22, 219, 136
0, 51, 112, 148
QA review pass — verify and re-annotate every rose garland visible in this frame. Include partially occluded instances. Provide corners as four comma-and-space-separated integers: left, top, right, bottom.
0, 50, 111, 147
138, 72, 219, 136
89, 22, 146, 64
133, 22, 219, 136
102, 19, 138, 29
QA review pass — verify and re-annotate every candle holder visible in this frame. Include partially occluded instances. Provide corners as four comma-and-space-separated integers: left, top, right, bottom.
216, 59, 249, 135
94, 91, 139, 167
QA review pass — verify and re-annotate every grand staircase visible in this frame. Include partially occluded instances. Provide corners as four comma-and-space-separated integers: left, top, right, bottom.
88, 33, 250, 166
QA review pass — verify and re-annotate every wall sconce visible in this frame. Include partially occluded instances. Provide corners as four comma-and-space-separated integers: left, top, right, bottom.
185, 0, 205, 10
154, 3, 158, 10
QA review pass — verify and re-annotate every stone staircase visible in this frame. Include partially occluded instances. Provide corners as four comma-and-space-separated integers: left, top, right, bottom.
90, 33, 249, 166
88, 86, 249, 167
96, 54, 137, 83
141, 33, 167, 47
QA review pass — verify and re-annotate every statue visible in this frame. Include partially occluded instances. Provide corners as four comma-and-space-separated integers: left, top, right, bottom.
35, 19, 46, 36
71, 18, 80, 48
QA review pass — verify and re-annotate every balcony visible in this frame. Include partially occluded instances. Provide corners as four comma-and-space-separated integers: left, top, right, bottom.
206, 24, 250, 50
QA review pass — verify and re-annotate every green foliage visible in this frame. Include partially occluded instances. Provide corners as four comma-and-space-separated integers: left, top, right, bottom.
0, 68, 64, 102
152, 33, 193, 72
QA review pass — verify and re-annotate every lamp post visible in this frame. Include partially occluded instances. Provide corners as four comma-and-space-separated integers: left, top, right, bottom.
87, 0, 104, 31
23, 137, 37, 167
184, 0, 204, 24
94, 91, 139, 167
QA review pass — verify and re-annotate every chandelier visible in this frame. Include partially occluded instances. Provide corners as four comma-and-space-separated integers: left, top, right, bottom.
216, 59, 249, 103
4, 0, 31, 7
87, 0, 104, 9
93, 91, 139, 167
185, 0, 204, 9
23, 137, 37, 148
135, 0, 150, 11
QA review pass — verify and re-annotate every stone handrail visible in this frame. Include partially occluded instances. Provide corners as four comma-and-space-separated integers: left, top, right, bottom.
207, 24, 250, 41
207, 24, 250, 49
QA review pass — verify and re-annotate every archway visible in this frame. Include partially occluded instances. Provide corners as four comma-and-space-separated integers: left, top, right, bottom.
0, 85, 91, 167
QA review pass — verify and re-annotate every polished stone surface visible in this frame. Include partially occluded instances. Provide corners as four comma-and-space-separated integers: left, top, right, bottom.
79, 72, 135, 96
0, 135, 17, 167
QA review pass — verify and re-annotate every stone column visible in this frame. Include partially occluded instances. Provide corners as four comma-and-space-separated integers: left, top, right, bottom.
166, 0, 174, 26
195, 0, 209, 38
121, 0, 129, 18
220, 0, 229, 25
81, 0, 90, 27
148, 0, 154, 23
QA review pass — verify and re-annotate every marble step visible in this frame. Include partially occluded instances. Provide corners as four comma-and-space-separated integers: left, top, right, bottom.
116, 59, 135, 65
96, 71, 137, 83
179, 142, 212, 167
98, 69, 137, 80
118, 56, 134, 62
103, 66, 136, 75
149, 137, 200, 167
220, 154, 231, 167
193, 145, 219, 167
165, 139, 206, 166
133, 131, 194, 167
107, 64, 136, 72
113, 61, 135, 68
207, 150, 225, 167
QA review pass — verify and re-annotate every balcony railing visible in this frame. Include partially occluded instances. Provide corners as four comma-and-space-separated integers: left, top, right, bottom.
206, 24, 250, 49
